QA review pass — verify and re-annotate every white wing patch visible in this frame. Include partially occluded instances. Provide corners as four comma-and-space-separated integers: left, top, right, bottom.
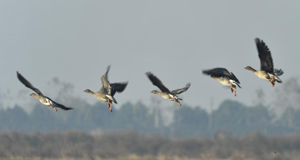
268, 73, 275, 77
42, 98, 53, 106
106, 95, 114, 101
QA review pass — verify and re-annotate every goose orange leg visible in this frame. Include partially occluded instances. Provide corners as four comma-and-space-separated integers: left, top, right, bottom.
110, 103, 113, 112
172, 97, 181, 106
50, 104, 57, 112
107, 100, 110, 108
234, 87, 237, 96
106, 100, 113, 112
230, 84, 233, 92
271, 77, 275, 87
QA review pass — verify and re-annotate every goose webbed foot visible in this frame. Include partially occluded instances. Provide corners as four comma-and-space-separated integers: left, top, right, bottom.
107, 101, 110, 108
271, 81, 275, 87
271, 77, 275, 87
50, 104, 57, 112
172, 97, 182, 106
234, 87, 237, 96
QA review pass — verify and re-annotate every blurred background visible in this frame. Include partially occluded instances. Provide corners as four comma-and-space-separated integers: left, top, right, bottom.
1, 0, 300, 159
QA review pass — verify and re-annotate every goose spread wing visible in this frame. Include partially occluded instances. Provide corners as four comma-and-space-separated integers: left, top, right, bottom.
202, 68, 231, 78
100, 66, 112, 94
230, 72, 240, 84
255, 38, 274, 74
146, 72, 170, 93
46, 97, 73, 110
274, 69, 284, 76
17, 71, 44, 96
110, 82, 128, 96
171, 83, 191, 95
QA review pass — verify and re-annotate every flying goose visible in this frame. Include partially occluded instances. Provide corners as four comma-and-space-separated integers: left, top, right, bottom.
203, 67, 241, 96
245, 38, 284, 87
17, 71, 73, 111
146, 72, 190, 106
84, 66, 128, 112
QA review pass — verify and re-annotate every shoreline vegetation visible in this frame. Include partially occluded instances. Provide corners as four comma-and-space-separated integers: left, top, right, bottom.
0, 131, 300, 160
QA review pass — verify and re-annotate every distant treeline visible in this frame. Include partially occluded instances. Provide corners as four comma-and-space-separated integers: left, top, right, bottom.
0, 131, 300, 160
1, 99, 300, 137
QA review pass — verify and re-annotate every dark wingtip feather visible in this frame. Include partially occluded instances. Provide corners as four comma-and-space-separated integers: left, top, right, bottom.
145, 72, 170, 93
115, 82, 128, 92
255, 37, 261, 43
64, 107, 73, 110
58, 104, 73, 111
16, 71, 22, 80
107, 65, 111, 71
146, 72, 155, 82
274, 69, 284, 76
230, 72, 240, 84
255, 38, 266, 48
146, 72, 152, 77
16, 72, 27, 85
202, 69, 211, 75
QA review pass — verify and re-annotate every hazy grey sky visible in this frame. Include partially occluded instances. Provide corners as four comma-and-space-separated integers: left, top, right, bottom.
1, 0, 299, 111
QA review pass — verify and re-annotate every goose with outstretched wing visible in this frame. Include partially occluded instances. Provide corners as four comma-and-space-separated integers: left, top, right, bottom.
245, 38, 284, 87
146, 72, 190, 106
203, 67, 241, 96
17, 71, 73, 111
84, 66, 128, 112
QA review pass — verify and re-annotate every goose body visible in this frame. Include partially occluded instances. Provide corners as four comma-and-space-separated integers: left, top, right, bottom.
146, 72, 190, 106
245, 38, 284, 87
84, 66, 128, 112
17, 72, 73, 112
203, 67, 241, 96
